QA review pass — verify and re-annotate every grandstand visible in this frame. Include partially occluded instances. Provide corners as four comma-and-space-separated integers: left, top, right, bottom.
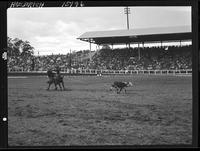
8, 26, 192, 75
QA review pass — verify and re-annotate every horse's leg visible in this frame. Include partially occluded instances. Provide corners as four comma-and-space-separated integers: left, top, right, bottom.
115, 88, 118, 93
61, 81, 65, 90
47, 83, 51, 90
54, 81, 58, 90
118, 88, 122, 94
116, 88, 120, 94
47, 79, 53, 90
58, 82, 62, 90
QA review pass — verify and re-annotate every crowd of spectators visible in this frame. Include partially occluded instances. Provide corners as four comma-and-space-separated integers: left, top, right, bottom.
90, 45, 192, 70
8, 55, 33, 71
8, 50, 92, 71
8, 45, 192, 72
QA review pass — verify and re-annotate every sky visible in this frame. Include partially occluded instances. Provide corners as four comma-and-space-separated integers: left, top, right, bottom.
7, 6, 191, 55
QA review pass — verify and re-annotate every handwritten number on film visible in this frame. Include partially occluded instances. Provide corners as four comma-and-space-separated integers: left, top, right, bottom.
62, 1, 84, 7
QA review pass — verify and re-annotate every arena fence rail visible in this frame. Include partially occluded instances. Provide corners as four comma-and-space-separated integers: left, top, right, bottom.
8, 69, 192, 76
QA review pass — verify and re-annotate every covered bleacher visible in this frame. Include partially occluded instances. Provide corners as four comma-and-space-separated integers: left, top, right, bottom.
77, 25, 192, 63
77, 25, 191, 46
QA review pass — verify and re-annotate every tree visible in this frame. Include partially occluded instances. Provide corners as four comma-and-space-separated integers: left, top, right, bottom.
7, 37, 34, 57
21, 41, 34, 57
7, 37, 20, 56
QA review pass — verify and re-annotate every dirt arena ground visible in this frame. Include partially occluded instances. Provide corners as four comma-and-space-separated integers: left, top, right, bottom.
8, 74, 192, 146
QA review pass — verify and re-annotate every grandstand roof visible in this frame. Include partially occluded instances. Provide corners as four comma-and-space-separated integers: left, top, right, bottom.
77, 26, 192, 45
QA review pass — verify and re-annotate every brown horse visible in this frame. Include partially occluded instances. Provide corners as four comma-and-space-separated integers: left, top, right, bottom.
46, 70, 65, 90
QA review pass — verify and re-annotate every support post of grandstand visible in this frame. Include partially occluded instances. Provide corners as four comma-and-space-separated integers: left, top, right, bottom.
138, 43, 141, 60
89, 39, 91, 61
96, 45, 98, 51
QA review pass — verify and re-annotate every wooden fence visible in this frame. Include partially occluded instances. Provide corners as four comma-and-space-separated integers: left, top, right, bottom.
8, 68, 192, 75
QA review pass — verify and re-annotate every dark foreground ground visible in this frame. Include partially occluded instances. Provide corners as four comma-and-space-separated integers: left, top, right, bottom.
8, 75, 192, 146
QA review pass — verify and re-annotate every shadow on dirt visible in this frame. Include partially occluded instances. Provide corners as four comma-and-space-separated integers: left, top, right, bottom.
46, 88, 72, 92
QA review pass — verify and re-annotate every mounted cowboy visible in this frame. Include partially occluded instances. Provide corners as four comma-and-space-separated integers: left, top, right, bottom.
46, 66, 66, 90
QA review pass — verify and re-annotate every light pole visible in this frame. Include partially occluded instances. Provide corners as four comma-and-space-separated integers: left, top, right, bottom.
124, 6, 130, 30
124, 6, 131, 49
